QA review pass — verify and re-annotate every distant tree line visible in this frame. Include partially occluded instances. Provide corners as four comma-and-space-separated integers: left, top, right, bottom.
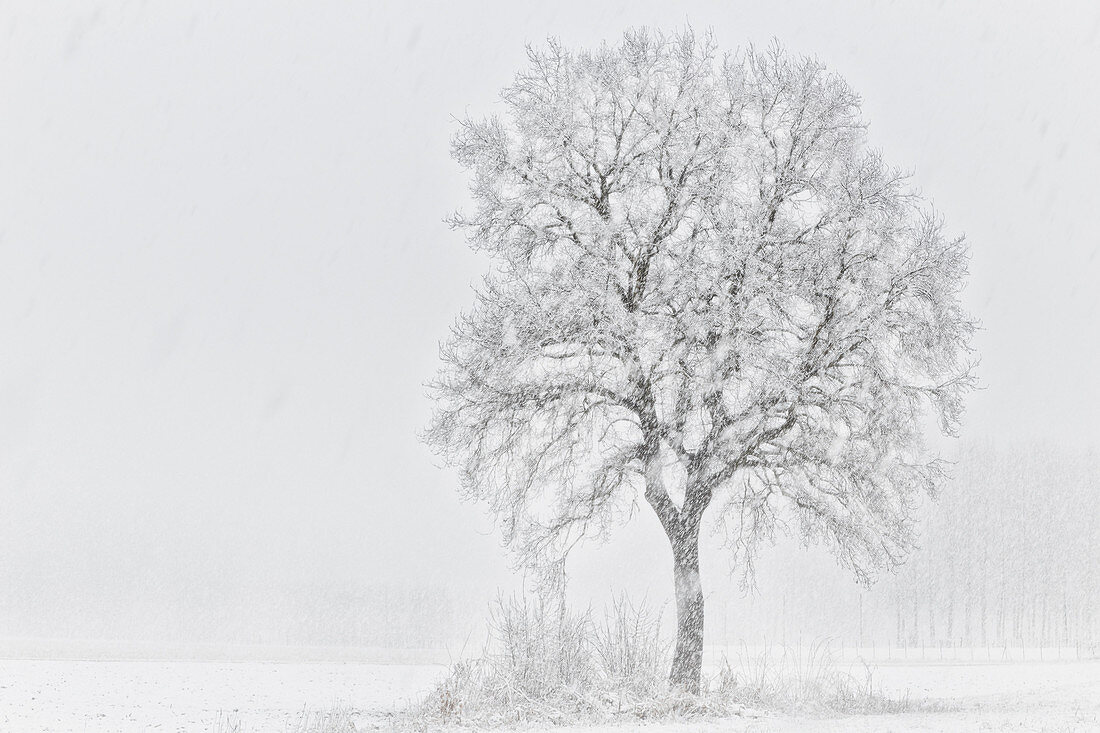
700, 442, 1099, 652
880, 442, 1099, 649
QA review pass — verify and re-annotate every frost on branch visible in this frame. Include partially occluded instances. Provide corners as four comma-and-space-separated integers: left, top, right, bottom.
425, 29, 976, 589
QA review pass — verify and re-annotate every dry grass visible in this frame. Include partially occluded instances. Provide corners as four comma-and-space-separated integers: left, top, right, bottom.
406, 592, 672, 727
402, 594, 925, 729
710, 638, 921, 715
212, 703, 358, 732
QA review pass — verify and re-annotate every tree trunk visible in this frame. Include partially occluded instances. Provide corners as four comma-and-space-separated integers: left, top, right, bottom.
641, 431, 707, 694
668, 527, 704, 694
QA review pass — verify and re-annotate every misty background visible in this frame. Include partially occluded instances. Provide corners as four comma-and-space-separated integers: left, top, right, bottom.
2, 1, 1098, 653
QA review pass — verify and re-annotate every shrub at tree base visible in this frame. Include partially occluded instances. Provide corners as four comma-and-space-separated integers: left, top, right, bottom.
406, 594, 919, 728
412, 594, 667, 727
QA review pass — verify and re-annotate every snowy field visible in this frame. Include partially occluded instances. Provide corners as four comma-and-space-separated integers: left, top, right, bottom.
1, 654, 1098, 732
0, 658, 443, 732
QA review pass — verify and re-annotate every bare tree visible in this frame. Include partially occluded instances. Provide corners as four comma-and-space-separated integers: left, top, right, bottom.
425, 29, 975, 693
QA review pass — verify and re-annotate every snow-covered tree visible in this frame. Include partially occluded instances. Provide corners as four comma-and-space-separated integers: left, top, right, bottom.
425, 29, 976, 693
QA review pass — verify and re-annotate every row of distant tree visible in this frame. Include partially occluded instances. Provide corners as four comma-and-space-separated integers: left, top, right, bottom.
696, 442, 1099, 651
878, 442, 1099, 648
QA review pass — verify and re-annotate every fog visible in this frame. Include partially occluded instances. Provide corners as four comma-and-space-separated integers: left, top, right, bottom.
2, 1, 1099, 651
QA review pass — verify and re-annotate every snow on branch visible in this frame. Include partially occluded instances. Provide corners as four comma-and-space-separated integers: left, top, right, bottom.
426, 28, 976, 583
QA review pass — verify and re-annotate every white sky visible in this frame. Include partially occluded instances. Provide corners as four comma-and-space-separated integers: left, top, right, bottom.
1, 1, 1098, 621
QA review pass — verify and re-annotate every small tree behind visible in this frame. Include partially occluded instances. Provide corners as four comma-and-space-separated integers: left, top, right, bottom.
426, 29, 975, 694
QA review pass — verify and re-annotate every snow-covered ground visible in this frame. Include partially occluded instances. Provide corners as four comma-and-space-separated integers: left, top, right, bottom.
0, 655, 1097, 731
0, 659, 444, 732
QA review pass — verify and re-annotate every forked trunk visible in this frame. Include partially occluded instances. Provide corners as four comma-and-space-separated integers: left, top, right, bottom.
642, 433, 707, 694
668, 528, 704, 694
